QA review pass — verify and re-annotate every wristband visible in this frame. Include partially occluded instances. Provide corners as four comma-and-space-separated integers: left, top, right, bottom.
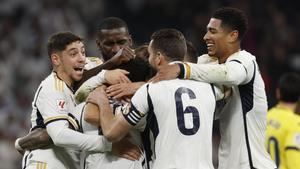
178, 63, 185, 79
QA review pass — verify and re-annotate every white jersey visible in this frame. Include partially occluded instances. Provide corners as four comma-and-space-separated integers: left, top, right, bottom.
22, 72, 111, 169
124, 79, 224, 169
186, 51, 276, 169
78, 101, 145, 169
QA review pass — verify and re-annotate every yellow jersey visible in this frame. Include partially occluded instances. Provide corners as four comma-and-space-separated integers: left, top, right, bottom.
266, 104, 300, 169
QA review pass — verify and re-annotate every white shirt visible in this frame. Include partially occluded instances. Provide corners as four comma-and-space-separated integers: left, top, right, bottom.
124, 79, 224, 169
23, 72, 111, 169
187, 51, 276, 169
79, 101, 145, 169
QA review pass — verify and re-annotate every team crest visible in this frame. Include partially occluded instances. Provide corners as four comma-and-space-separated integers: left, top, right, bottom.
294, 133, 300, 146
120, 103, 130, 115
57, 99, 66, 111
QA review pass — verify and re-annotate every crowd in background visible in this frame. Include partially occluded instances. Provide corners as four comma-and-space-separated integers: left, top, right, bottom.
0, 0, 299, 168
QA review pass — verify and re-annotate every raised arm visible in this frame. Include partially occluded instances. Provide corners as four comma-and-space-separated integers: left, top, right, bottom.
75, 47, 135, 90
86, 86, 132, 142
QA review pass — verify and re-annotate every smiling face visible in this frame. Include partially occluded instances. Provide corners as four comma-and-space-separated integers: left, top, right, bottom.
203, 18, 231, 60
52, 41, 86, 86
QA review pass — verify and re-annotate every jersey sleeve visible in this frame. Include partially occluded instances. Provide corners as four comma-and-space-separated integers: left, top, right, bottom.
122, 84, 149, 127
183, 52, 255, 86
284, 127, 300, 168
37, 85, 112, 152
74, 70, 106, 104
37, 87, 69, 120
46, 120, 112, 152
197, 54, 218, 64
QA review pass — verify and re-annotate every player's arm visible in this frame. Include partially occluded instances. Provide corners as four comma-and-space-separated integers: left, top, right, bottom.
150, 56, 251, 86
15, 128, 52, 154
76, 47, 135, 90
45, 119, 112, 152
83, 103, 100, 126
180, 61, 248, 86
38, 90, 112, 152
87, 86, 132, 142
75, 69, 130, 104
87, 85, 148, 142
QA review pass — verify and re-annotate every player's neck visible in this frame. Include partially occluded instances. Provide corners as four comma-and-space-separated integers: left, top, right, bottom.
218, 45, 240, 63
54, 71, 74, 87
277, 101, 297, 112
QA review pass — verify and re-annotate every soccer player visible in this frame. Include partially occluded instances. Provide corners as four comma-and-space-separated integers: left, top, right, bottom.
16, 32, 131, 169
81, 57, 153, 169
77, 17, 136, 87
266, 73, 300, 169
149, 7, 276, 169
87, 28, 226, 169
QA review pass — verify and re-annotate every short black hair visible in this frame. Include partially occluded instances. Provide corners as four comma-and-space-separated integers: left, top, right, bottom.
97, 17, 129, 35
118, 57, 155, 82
212, 7, 248, 40
151, 28, 187, 62
47, 31, 83, 58
185, 40, 199, 63
134, 44, 149, 61
278, 73, 300, 102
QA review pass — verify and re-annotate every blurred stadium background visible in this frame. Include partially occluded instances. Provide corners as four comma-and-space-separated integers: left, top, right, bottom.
0, 0, 299, 168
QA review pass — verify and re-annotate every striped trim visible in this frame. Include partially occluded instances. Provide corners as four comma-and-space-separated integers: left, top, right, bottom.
239, 61, 257, 169
36, 162, 47, 169
54, 75, 64, 92
22, 152, 30, 169
178, 63, 185, 79
123, 105, 144, 126
285, 146, 300, 151
183, 62, 191, 79
68, 113, 81, 131
44, 115, 80, 131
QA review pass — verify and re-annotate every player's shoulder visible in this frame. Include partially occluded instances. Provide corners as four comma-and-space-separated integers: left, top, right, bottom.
84, 56, 103, 70
288, 114, 300, 129
268, 106, 300, 129
227, 50, 256, 63
40, 72, 65, 94
197, 54, 218, 64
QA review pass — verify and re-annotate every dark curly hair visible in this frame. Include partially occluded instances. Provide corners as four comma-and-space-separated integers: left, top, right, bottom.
213, 7, 248, 41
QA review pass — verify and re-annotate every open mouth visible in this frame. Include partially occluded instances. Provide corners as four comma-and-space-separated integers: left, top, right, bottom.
74, 67, 84, 72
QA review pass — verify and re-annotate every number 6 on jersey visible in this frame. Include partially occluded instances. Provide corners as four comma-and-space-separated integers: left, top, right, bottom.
175, 87, 200, 135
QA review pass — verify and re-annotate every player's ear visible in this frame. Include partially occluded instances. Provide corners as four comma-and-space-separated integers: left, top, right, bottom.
228, 30, 238, 43
156, 51, 163, 66
128, 34, 133, 47
96, 39, 101, 50
51, 53, 61, 66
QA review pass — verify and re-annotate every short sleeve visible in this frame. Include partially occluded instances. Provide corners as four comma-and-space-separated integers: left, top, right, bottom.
37, 87, 70, 125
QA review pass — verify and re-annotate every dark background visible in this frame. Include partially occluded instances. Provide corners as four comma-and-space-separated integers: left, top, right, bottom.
0, 0, 299, 168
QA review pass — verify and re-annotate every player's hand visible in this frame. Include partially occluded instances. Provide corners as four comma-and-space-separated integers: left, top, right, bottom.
111, 136, 141, 161
86, 85, 109, 106
149, 64, 180, 83
106, 82, 145, 99
15, 138, 25, 155
105, 69, 131, 84
110, 47, 135, 66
